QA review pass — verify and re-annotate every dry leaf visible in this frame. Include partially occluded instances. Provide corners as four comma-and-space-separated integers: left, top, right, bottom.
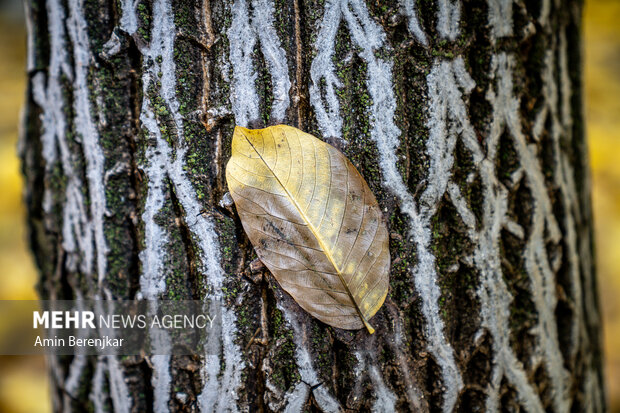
226, 125, 390, 333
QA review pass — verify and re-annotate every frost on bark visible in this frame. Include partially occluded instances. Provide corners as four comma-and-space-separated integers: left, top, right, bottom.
20, 0, 603, 412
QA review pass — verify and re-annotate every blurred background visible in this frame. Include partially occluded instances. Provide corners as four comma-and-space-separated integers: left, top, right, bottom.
0, 1, 50, 413
587, 0, 620, 409
0, 0, 618, 412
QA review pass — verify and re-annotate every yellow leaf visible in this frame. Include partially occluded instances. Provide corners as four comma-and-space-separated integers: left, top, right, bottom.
226, 125, 390, 333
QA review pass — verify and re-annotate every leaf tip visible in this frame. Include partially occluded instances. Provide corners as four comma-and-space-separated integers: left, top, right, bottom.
363, 318, 375, 334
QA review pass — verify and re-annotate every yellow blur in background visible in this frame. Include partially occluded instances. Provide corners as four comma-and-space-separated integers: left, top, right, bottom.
587, 0, 620, 408
0, 7, 50, 413
0, 0, 618, 412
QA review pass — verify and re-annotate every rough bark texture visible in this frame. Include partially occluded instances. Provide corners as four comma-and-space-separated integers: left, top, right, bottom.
20, 0, 604, 412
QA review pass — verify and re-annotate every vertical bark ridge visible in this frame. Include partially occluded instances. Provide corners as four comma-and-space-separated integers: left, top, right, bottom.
90, 358, 107, 412
277, 295, 344, 412
354, 348, 397, 412
27, 0, 68, 308
28, 0, 132, 411
484, 50, 571, 411
532, 2, 604, 409
434, 2, 563, 411
437, 0, 461, 41
308, 0, 342, 141
122, 0, 246, 410
66, 0, 109, 291
401, 0, 428, 47
227, 0, 291, 127
383, 302, 429, 412
309, 1, 463, 411
471, 52, 546, 413
228, 0, 260, 126
292, 0, 304, 129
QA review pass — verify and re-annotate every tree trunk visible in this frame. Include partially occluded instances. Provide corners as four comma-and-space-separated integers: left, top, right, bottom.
20, 0, 604, 411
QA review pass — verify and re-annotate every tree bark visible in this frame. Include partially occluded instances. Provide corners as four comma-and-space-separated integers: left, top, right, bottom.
20, 0, 604, 411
